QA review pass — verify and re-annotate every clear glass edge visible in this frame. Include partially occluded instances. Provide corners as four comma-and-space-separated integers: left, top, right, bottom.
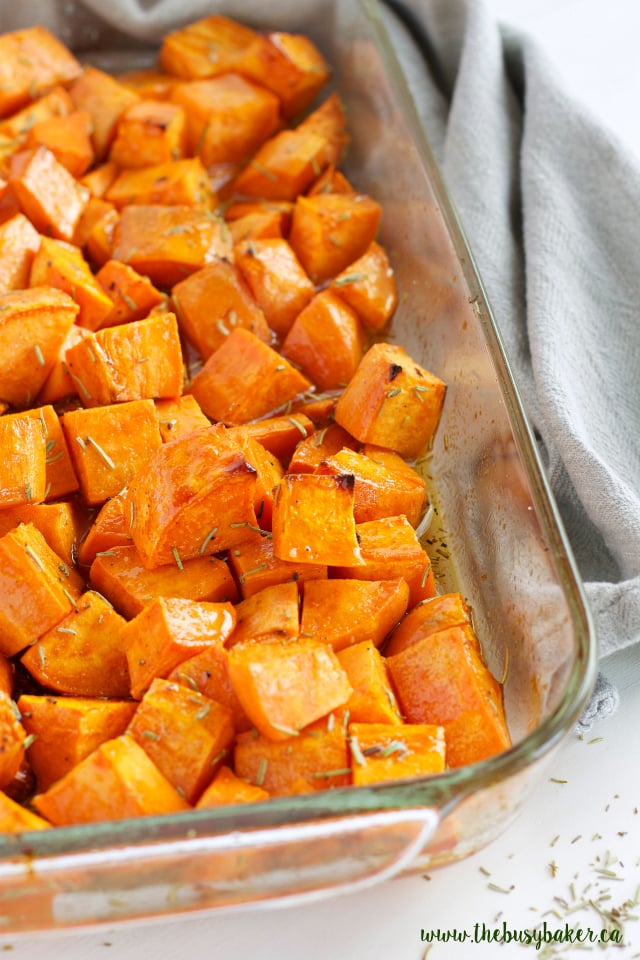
0, 0, 597, 863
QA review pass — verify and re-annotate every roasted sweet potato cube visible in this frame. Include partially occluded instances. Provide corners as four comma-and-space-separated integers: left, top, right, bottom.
296, 93, 347, 166
196, 765, 269, 807
155, 395, 210, 442
76, 495, 129, 566
334, 342, 447, 459
32, 734, 189, 825
234, 238, 315, 339
188, 327, 311, 424
0, 286, 78, 409
289, 193, 381, 284
0, 212, 41, 291
227, 414, 314, 469
109, 100, 187, 168
228, 535, 327, 600
223, 432, 281, 529
159, 15, 260, 80
30, 237, 114, 332
272, 473, 362, 567
0, 87, 73, 155
281, 290, 365, 391
0, 691, 26, 790
332, 515, 436, 608
17, 694, 137, 791
116, 69, 179, 101
106, 157, 213, 210
75, 197, 118, 265
227, 210, 285, 244
121, 596, 236, 700
331, 242, 398, 332
124, 424, 261, 569
228, 582, 299, 647
111, 204, 232, 288
0, 501, 82, 566
0, 653, 13, 698
168, 643, 251, 733
0, 26, 81, 119
64, 311, 184, 406
172, 73, 280, 167
95, 258, 166, 328
26, 109, 94, 177
336, 641, 403, 725
62, 398, 163, 505
172, 259, 270, 360
300, 578, 409, 652
69, 66, 139, 160
9, 146, 89, 243
225, 199, 293, 232
232, 129, 331, 202
228, 636, 352, 741
387, 627, 511, 768
79, 160, 118, 198
21, 590, 129, 698
308, 163, 356, 197
288, 423, 357, 474
36, 323, 92, 404
349, 722, 446, 785
0, 415, 47, 508
385, 593, 474, 658
234, 711, 350, 795
237, 32, 331, 120
128, 677, 235, 802
0, 523, 83, 657
316, 446, 427, 526
90, 545, 237, 620
0, 791, 50, 832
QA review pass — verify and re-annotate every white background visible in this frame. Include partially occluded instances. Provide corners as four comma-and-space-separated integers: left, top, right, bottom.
4, 1, 640, 957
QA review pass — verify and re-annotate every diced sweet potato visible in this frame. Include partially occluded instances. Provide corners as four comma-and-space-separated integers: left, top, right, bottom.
0, 212, 41, 291
232, 129, 331, 202
229, 635, 352, 741
122, 596, 236, 700
289, 193, 381, 284
384, 593, 474, 658
188, 327, 311, 423
0, 26, 81, 119
348, 722, 446, 785
336, 641, 403, 725
62, 398, 163, 505
32, 734, 189, 825
196, 764, 269, 807
21, 590, 130, 698
106, 157, 213, 210
64, 312, 184, 406
234, 238, 315, 339
172, 73, 280, 167
0, 690, 25, 789
0, 522, 83, 657
75, 197, 118, 266
0, 790, 50, 832
172, 259, 270, 359
127, 677, 235, 802
387, 627, 511, 768
9, 146, 89, 243
90, 544, 237, 620
79, 160, 119, 199
236, 32, 331, 120
111, 204, 232, 288
0, 415, 46, 507
281, 290, 364, 390
17, 693, 137, 791
155, 395, 210, 442
69, 66, 139, 160
29, 236, 114, 332
272, 473, 362, 567
226, 414, 314, 469
15, 404, 82, 502
109, 100, 187, 168
331, 242, 398, 332
228, 535, 327, 600
300, 578, 409, 651
0, 286, 79, 409
36, 325, 91, 404
0, 501, 82, 566
76, 495, 129, 567
168, 642, 251, 734
159, 15, 260, 81
96, 259, 166, 328
228, 582, 299, 647
124, 424, 261, 569
332, 515, 436, 608
288, 423, 357, 474
334, 342, 447, 459
26, 109, 94, 177
234, 711, 350, 795
116, 69, 179, 101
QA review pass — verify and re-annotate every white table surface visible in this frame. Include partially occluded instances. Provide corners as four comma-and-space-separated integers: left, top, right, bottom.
4, 1, 640, 956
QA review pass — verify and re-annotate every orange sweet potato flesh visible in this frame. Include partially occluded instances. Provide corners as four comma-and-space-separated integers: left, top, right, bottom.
234, 238, 315, 339
109, 100, 187, 169
0, 790, 50, 832
281, 290, 365, 391
0, 26, 81, 119
336, 641, 403, 726
0, 415, 47, 508
10, 145, 89, 243
168, 642, 252, 734
228, 581, 299, 647
196, 764, 269, 807
29, 236, 114, 332
384, 593, 473, 658
0, 212, 41, 292
0, 690, 26, 789
349, 722, 446, 786
300, 578, 409, 652
32, 734, 189, 825
228, 535, 327, 600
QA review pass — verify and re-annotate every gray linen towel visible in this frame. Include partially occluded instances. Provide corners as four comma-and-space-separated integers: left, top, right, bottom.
2, 0, 637, 724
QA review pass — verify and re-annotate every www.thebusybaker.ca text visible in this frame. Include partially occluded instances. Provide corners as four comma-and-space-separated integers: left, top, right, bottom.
420, 920, 623, 950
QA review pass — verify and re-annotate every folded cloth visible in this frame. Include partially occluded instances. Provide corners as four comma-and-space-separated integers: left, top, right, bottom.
381, 0, 640, 725
2, 0, 637, 724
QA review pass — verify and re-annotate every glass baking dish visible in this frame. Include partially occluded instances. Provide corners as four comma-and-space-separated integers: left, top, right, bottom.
0, 0, 595, 933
